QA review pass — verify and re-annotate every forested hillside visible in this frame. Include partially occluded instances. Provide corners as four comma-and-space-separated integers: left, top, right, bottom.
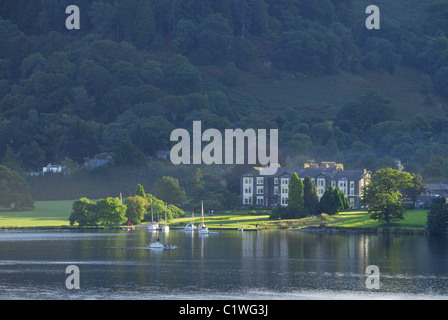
1, 0, 448, 202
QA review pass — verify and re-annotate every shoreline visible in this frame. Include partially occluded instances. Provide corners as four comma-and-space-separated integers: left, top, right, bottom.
0, 224, 434, 235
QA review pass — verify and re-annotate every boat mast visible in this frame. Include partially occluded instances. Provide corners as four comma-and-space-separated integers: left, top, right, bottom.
201, 201, 204, 225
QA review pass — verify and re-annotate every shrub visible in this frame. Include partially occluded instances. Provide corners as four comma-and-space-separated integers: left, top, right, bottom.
427, 197, 448, 235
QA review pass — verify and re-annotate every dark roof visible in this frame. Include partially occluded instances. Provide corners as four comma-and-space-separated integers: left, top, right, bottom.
82, 158, 113, 168
426, 183, 448, 191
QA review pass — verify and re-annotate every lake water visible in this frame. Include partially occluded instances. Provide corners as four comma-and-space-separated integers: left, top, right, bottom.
0, 228, 447, 300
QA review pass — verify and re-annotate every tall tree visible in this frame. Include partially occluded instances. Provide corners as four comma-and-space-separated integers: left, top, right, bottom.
303, 176, 318, 216
0, 165, 34, 211
362, 168, 414, 225
153, 176, 186, 205
190, 168, 204, 200
426, 197, 448, 235
124, 195, 149, 224
402, 173, 425, 206
287, 172, 304, 218
96, 197, 127, 227
135, 184, 146, 198
134, 0, 157, 49
69, 197, 97, 227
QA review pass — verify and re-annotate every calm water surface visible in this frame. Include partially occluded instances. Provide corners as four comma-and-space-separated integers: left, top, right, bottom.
0, 229, 447, 300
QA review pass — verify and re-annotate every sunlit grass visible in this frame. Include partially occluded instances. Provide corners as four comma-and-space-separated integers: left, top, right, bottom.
0, 200, 75, 228
328, 210, 427, 230
0, 200, 428, 232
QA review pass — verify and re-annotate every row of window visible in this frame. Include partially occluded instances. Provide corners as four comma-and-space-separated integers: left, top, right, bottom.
244, 177, 356, 190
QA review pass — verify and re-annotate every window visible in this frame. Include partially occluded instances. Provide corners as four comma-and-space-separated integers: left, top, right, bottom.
257, 186, 264, 194
244, 177, 253, 185
318, 178, 325, 187
274, 186, 279, 194
350, 198, 355, 208
281, 196, 288, 205
257, 177, 264, 185
257, 196, 264, 205
274, 178, 278, 185
331, 181, 336, 188
244, 197, 253, 204
281, 187, 289, 194
244, 187, 252, 194
281, 178, 289, 185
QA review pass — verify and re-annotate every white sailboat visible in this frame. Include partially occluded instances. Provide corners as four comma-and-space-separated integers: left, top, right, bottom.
161, 203, 169, 233
147, 200, 159, 231
149, 239, 164, 249
185, 210, 197, 231
198, 201, 209, 234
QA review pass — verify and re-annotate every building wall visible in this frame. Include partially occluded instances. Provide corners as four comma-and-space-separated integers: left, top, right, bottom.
241, 169, 370, 210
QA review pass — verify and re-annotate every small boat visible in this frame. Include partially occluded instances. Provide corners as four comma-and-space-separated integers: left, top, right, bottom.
198, 201, 209, 234
149, 241, 164, 249
147, 201, 159, 232
161, 203, 169, 233
185, 211, 197, 231
238, 225, 244, 232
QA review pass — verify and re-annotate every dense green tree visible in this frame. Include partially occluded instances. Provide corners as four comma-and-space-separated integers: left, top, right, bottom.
303, 176, 318, 216
362, 168, 414, 225
319, 186, 345, 215
0, 165, 34, 211
426, 197, 448, 235
134, 0, 157, 49
124, 195, 149, 224
113, 141, 148, 167
195, 14, 233, 65
402, 173, 426, 206
135, 184, 146, 198
96, 197, 127, 227
163, 55, 202, 95
433, 66, 448, 98
69, 197, 97, 227
334, 89, 395, 133
190, 168, 205, 200
362, 37, 402, 73
153, 176, 186, 205
287, 172, 304, 218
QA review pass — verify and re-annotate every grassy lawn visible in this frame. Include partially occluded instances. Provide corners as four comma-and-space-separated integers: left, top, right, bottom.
0, 200, 429, 232
0, 200, 74, 228
327, 210, 428, 230
170, 209, 429, 232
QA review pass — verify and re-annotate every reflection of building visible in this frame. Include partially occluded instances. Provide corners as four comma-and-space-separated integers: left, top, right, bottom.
241, 162, 371, 210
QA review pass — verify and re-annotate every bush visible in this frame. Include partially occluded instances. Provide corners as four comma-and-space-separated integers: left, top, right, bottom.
427, 197, 448, 235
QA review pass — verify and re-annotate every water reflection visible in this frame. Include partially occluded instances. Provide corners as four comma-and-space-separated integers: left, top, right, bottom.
0, 229, 447, 299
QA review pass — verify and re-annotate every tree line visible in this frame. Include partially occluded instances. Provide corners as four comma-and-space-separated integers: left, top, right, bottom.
69, 183, 185, 227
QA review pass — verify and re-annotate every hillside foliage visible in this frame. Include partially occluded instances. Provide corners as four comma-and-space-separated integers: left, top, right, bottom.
1, 0, 448, 204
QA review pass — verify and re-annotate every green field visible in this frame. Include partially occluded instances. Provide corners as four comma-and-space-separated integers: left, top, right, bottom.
171, 209, 429, 232
0, 200, 429, 232
0, 200, 74, 228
